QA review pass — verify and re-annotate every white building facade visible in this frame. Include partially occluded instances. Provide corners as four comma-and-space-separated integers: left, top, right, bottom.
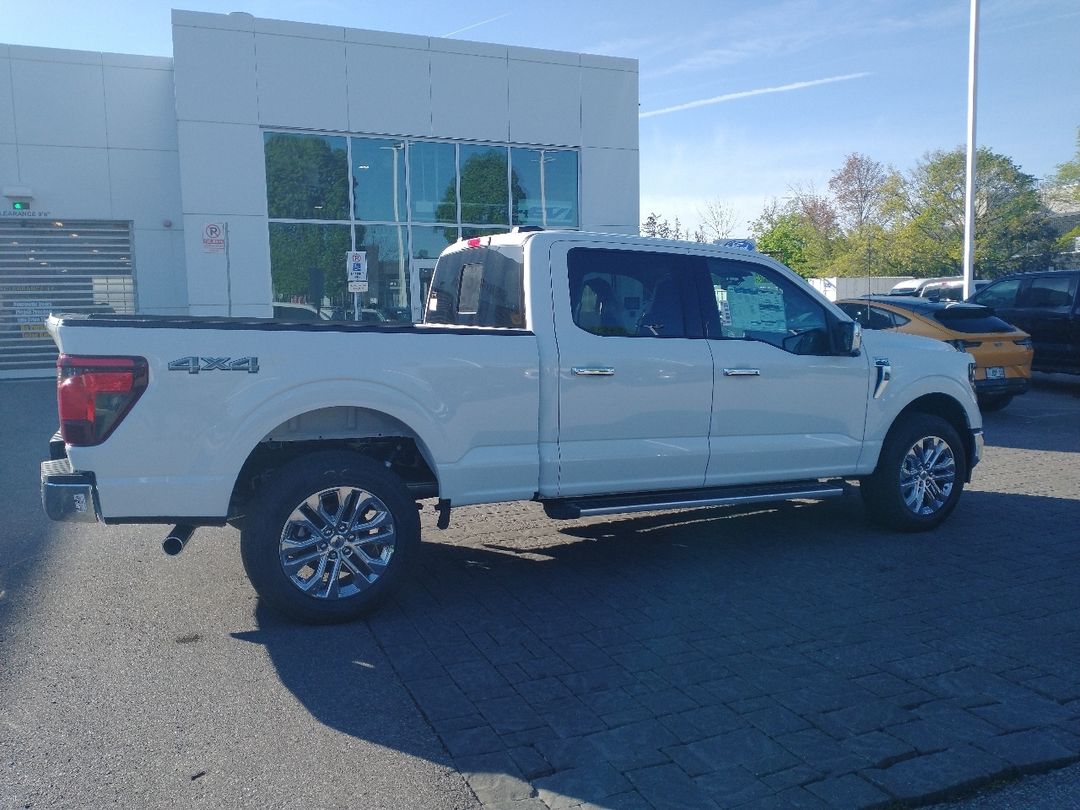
0, 10, 639, 376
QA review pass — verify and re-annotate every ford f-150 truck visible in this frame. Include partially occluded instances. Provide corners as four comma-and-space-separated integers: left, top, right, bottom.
41, 230, 983, 623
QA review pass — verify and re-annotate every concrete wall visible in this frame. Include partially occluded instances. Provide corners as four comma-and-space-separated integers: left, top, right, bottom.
172, 10, 640, 317
0, 44, 187, 314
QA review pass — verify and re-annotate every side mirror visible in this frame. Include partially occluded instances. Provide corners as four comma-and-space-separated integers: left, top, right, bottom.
836, 320, 862, 356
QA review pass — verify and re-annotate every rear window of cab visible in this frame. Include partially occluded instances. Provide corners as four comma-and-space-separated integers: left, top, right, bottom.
426, 246, 526, 328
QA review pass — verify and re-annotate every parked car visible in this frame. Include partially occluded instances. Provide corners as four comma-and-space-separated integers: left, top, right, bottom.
969, 269, 1080, 375
277, 303, 387, 323
889, 276, 959, 296
837, 296, 1032, 411
272, 302, 330, 321
42, 231, 982, 623
919, 279, 990, 302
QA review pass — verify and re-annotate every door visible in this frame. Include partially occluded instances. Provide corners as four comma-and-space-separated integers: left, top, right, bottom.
1016, 274, 1080, 373
700, 256, 870, 485
411, 258, 438, 322
552, 243, 714, 497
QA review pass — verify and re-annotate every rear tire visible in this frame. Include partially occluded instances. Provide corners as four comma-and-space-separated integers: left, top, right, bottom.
861, 414, 966, 532
240, 451, 419, 624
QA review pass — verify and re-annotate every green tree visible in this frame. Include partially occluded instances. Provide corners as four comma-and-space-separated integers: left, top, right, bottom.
753, 211, 811, 272
751, 197, 837, 277
264, 134, 349, 220
641, 212, 675, 238
641, 212, 661, 237
888, 147, 1054, 278
1048, 126, 1080, 202
1046, 127, 1080, 260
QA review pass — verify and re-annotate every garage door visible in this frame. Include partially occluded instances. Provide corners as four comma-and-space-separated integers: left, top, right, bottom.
0, 219, 135, 379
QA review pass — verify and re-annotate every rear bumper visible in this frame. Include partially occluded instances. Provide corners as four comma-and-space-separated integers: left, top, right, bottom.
974, 377, 1029, 397
41, 456, 101, 523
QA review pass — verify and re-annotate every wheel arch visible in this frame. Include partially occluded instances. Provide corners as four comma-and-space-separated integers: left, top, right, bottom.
227, 404, 441, 521
879, 393, 976, 482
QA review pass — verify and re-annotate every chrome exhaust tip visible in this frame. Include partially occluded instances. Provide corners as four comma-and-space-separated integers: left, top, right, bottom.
162, 524, 195, 556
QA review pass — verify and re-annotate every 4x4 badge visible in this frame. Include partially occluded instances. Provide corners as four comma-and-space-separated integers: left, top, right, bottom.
168, 356, 259, 374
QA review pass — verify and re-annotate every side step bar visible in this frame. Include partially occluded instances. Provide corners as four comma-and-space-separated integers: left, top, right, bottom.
541, 480, 847, 520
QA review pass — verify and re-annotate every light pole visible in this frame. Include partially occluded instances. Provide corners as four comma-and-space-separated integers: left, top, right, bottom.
962, 0, 980, 299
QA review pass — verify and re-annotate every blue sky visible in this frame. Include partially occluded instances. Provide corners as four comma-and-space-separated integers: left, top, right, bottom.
4, 0, 1078, 234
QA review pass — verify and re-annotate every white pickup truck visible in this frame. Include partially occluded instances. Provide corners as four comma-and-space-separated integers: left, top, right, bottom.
42, 230, 983, 623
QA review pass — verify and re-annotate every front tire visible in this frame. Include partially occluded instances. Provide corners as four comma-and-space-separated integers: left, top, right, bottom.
861, 414, 966, 532
240, 451, 420, 624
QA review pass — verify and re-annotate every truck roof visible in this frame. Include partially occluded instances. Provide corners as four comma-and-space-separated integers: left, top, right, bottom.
443, 229, 762, 258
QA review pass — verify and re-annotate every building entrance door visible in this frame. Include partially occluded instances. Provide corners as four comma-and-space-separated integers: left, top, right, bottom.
410, 258, 437, 322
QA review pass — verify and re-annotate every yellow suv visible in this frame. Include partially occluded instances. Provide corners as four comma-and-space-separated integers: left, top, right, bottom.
838, 296, 1033, 412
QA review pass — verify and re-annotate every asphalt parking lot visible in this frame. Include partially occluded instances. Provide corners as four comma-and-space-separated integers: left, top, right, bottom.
1, 375, 1078, 809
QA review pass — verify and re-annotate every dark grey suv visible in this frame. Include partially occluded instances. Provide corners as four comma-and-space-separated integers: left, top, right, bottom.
971, 269, 1080, 375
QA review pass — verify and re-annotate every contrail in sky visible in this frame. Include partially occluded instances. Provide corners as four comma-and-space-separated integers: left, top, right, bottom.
442, 13, 511, 38
640, 72, 872, 118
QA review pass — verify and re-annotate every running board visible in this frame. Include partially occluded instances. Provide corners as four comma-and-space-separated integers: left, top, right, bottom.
541, 480, 847, 520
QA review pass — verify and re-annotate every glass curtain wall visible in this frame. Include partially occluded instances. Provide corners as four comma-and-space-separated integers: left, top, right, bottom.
265, 131, 579, 323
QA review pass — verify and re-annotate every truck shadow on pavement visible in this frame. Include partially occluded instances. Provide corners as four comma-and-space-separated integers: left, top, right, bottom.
238, 491, 1080, 809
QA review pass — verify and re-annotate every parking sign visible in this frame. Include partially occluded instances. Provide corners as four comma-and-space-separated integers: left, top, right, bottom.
346, 251, 368, 292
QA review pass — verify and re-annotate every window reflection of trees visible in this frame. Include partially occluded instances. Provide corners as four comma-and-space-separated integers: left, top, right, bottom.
264, 133, 348, 220
441, 148, 524, 228
269, 223, 350, 309
266, 131, 577, 321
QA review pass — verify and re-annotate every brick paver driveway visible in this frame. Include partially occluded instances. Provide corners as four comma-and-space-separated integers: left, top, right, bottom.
2, 376, 1078, 809
379, 377, 1080, 808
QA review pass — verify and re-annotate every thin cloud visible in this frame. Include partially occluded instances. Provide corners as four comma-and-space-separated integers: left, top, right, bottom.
441, 13, 510, 38
640, 73, 872, 119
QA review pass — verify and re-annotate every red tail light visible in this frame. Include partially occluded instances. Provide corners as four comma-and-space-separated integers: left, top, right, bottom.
57, 355, 148, 446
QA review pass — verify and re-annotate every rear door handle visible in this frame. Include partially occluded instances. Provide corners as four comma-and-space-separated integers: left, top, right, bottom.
571, 366, 615, 376
722, 368, 760, 377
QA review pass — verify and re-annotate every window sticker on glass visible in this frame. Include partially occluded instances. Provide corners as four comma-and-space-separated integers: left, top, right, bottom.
727, 277, 787, 333
714, 288, 731, 327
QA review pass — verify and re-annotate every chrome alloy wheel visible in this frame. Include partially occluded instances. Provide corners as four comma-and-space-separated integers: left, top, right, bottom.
899, 435, 956, 516
278, 486, 396, 599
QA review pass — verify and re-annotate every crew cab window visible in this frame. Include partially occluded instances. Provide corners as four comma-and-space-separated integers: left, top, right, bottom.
567, 248, 695, 338
705, 258, 829, 354
426, 246, 525, 328
1018, 275, 1077, 311
972, 279, 1020, 309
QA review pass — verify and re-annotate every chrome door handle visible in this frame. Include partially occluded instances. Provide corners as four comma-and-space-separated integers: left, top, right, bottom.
723, 368, 760, 377
571, 366, 615, 376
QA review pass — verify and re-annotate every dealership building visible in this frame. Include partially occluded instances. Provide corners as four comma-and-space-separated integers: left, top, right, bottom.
0, 10, 639, 377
